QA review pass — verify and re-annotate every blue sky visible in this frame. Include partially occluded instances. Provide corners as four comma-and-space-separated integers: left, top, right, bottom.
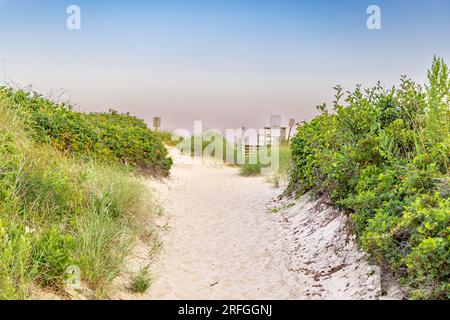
1, 0, 449, 130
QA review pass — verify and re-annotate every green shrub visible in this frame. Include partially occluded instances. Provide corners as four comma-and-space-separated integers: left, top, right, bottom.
239, 163, 264, 176
239, 144, 292, 178
31, 227, 74, 286
184, 133, 239, 164
0, 88, 172, 176
0, 95, 159, 299
278, 144, 292, 177
154, 130, 181, 147
288, 57, 450, 299
0, 220, 32, 300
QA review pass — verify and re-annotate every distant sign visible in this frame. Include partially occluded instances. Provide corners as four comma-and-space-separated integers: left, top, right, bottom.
289, 118, 296, 127
153, 117, 161, 129
270, 115, 281, 128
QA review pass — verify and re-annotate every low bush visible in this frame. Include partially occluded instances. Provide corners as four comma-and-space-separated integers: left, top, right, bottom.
0, 88, 172, 176
288, 57, 450, 299
239, 144, 291, 178
0, 92, 160, 299
239, 163, 264, 177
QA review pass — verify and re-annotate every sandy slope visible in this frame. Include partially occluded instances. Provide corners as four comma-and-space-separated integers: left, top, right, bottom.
271, 195, 403, 299
110, 149, 402, 300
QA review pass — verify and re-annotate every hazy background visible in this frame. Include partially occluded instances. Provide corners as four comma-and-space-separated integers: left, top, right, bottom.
1, 0, 449, 131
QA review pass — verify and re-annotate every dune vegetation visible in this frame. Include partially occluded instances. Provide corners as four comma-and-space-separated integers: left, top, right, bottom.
288, 57, 449, 299
0, 88, 171, 299
1, 88, 172, 176
239, 144, 291, 179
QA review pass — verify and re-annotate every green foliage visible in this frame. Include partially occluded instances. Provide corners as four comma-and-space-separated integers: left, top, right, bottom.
0, 96, 159, 299
186, 134, 239, 163
288, 57, 450, 299
239, 163, 264, 177
239, 144, 292, 179
154, 130, 181, 147
129, 266, 151, 294
0, 88, 172, 176
31, 227, 74, 286
176, 133, 292, 179
278, 144, 292, 177
0, 220, 32, 300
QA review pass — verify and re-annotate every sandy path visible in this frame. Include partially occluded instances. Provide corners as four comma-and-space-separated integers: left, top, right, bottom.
142, 151, 302, 299
109, 149, 403, 300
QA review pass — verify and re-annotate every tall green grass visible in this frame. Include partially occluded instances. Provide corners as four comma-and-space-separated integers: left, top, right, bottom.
0, 95, 160, 299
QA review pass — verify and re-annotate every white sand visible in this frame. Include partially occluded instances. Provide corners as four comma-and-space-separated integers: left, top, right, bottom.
110, 149, 403, 300
271, 195, 403, 299
142, 150, 302, 299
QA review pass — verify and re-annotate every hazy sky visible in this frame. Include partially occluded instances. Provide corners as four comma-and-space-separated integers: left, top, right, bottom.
1, 0, 449, 130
